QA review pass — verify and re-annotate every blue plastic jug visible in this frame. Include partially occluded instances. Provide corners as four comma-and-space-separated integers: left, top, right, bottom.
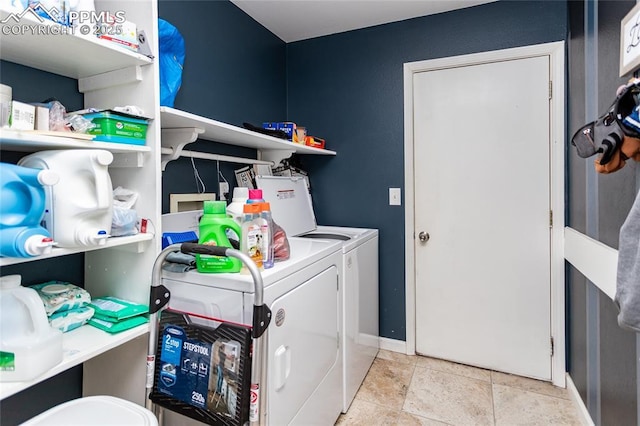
0, 162, 58, 257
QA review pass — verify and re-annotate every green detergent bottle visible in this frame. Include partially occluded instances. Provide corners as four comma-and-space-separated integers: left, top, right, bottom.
196, 201, 242, 273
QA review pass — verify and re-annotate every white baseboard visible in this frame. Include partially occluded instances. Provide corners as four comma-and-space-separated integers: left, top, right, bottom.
566, 373, 594, 426
379, 337, 410, 354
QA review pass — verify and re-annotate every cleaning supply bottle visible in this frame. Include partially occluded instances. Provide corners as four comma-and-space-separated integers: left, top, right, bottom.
0, 275, 63, 382
258, 202, 274, 269
196, 200, 242, 273
247, 188, 265, 204
226, 187, 249, 225
240, 203, 263, 271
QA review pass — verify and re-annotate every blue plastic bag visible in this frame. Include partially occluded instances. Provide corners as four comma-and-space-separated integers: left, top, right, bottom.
158, 19, 185, 107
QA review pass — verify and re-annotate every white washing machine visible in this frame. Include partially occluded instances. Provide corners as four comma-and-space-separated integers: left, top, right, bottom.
256, 176, 380, 413
162, 236, 344, 426
304, 226, 379, 412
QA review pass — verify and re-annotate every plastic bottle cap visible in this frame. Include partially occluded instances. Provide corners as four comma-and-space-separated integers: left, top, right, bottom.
204, 200, 227, 214
95, 150, 114, 166
24, 235, 54, 255
37, 169, 59, 186
248, 189, 263, 200
94, 230, 109, 245
243, 203, 261, 213
232, 187, 249, 201
0, 274, 22, 288
254, 202, 270, 212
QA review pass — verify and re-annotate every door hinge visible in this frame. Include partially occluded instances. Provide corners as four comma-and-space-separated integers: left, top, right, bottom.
551, 336, 554, 357
549, 81, 553, 99
549, 210, 553, 228
337, 276, 339, 291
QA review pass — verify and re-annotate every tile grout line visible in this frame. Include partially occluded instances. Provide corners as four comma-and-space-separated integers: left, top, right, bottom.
353, 357, 419, 413
427, 362, 574, 401
491, 371, 497, 425
412, 362, 492, 384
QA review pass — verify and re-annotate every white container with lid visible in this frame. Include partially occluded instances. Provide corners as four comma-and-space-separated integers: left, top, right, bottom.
0, 275, 63, 382
22, 395, 158, 425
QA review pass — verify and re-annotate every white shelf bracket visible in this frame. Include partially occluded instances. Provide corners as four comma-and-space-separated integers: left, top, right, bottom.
161, 127, 205, 170
78, 66, 143, 93
259, 149, 295, 166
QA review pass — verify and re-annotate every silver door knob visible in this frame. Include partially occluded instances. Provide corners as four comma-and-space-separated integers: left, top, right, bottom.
418, 231, 430, 243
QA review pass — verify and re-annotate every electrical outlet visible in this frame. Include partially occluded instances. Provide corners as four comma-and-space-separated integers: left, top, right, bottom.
219, 182, 229, 201
389, 188, 401, 206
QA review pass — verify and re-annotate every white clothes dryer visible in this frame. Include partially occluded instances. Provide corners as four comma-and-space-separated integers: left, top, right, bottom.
162, 237, 344, 426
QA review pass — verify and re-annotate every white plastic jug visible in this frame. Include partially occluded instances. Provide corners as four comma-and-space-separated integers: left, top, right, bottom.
19, 149, 114, 248
0, 275, 63, 382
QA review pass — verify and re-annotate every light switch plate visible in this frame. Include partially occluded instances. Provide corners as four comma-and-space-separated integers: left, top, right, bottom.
389, 187, 401, 206
219, 181, 229, 201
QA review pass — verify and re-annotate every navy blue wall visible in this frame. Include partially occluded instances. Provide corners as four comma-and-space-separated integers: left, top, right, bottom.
158, 0, 286, 212
0, 61, 82, 110
286, 1, 568, 340
568, 1, 638, 424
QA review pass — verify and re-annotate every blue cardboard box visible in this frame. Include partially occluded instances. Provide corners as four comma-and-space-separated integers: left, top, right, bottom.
262, 122, 298, 142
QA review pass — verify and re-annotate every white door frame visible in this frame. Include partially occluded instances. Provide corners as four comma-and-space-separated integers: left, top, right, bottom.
403, 41, 566, 387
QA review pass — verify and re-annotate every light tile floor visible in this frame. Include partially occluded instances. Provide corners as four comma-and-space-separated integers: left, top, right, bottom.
336, 350, 585, 426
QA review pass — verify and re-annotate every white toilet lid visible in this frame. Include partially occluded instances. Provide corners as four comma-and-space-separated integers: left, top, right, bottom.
22, 396, 158, 426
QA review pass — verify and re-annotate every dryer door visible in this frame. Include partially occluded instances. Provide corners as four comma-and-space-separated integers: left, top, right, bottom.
267, 266, 340, 426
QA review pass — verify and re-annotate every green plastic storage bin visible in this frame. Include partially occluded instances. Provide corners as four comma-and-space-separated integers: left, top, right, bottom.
83, 111, 148, 145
